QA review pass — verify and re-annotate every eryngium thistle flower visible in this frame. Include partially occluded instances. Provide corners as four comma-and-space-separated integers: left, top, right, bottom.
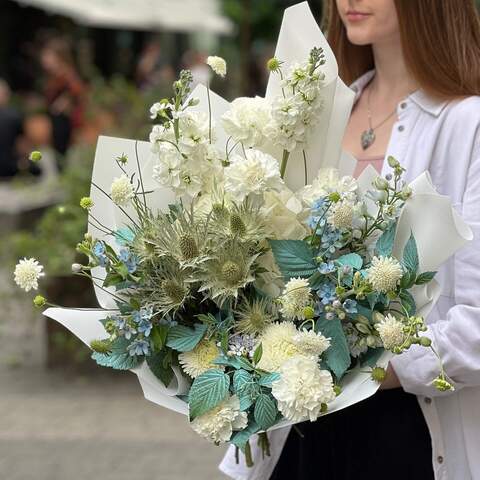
235, 298, 275, 335
280, 277, 312, 320
110, 174, 134, 206
179, 233, 199, 260
366, 256, 403, 293
271, 356, 336, 422
14, 258, 44, 292
375, 314, 406, 350
178, 339, 221, 378
190, 395, 248, 444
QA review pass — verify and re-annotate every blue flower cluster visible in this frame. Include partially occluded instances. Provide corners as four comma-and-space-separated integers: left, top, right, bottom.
93, 241, 109, 267
119, 248, 138, 274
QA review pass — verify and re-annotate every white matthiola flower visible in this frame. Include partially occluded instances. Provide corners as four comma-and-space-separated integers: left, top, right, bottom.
366, 256, 403, 293
224, 149, 283, 202
178, 111, 211, 153
190, 395, 247, 444
14, 258, 44, 292
375, 314, 406, 350
149, 101, 169, 120
271, 356, 336, 422
221, 96, 271, 148
178, 340, 222, 378
293, 330, 331, 357
280, 277, 312, 320
206, 56, 227, 77
152, 143, 183, 190
110, 174, 134, 206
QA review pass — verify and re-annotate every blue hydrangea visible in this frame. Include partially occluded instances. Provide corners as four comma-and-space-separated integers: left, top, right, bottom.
132, 307, 154, 337
113, 315, 137, 340
127, 339, 150, 356
317, 281, 337, 305
318, 261, 336, 274
119, 248, 138, 274
343, 299, 358, 314
93, 241, 109, 267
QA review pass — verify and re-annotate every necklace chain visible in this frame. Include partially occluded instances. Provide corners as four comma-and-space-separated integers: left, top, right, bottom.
366, 85, 398, 131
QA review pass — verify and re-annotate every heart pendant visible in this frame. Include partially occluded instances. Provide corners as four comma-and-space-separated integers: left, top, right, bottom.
361, 128, 376, 150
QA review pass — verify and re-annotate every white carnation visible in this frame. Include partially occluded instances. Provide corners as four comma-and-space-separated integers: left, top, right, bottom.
375, 314, 406, 350
272, 356, 336, 422
224, 149, 283, 201
206, 56, 227, 77
110, 174, 134, 206
293, 329, 331, 357
366, 256, 403, 293
221, 96, 271, 148
190, 395, 247, 444
14, 257, 44, 292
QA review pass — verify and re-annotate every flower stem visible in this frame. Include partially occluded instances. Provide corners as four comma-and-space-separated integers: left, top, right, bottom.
280, 149, 290, 178
244, 440, 254, 467
257, 431, 271, 458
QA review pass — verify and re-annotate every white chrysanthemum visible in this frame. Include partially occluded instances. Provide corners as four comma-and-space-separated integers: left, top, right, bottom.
206, 56, 227, 77
14, 257, 44, 292
366, 256, 403, 293
224, 149, 283, 201
221, 96, 271, 148
327, 198, 355, 230
280, 277, 312, 320
190, 395, 247, 444
110, 174, 134, 206
256, 322, 301, 372
375, 314, 406, 350
272, 356, 336, 422
178, 340, 221, 378
293, 330, 331, 357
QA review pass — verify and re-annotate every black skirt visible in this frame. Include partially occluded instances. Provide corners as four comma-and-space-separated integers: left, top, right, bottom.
269, 388, 434, 480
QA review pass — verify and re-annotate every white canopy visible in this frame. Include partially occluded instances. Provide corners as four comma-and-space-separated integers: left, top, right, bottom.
14, 0, 233, 34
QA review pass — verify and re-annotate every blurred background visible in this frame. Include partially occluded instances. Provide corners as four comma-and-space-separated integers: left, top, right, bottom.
0, 1, 324, 479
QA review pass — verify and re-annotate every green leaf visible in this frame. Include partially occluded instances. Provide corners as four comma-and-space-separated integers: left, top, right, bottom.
188, 369, 230, 419
358, 348, 385, 368
308, 271, 323, 290
253, 343, 263, 365
166, 323, 207, 352
231, 420, 260, 452
258, 372, 280, 387
254, 394, 277, 430
146, 350, 174, 387
399, 290, 417, 316
233, 369, 257, 411
91, 337, 142, 370
400, 271, 416, 290
415, 271, 437, 285
114, 227, 135, 245
366, 292, 379, 310
316, 318, 351, 380
103, 272, 124, 288
151, 324, 169, 351
375, 222, 397, 257
402, 233, 419, 274
236, 356, 254, 371
269, 239, 317, 279
336, 253, 363, 270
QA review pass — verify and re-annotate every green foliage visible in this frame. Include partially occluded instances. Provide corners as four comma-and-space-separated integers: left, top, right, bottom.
375, 222, 397, 257
91, 337, 142, 370
415, 271, 436, 285
336, 253, 363, 270
231, 420, 260, 452
402, 233, 419, 274
254, 394, 277, 430
316, 318, 351, 379
359, 348, 385, 368
399, 290, 416, 316
258, 372, 280, 387
146, 350, 174, 387
269, 239, 317, 279
166, 323, 207, 352
233, 369, 257, 411
188, 369, 230, 419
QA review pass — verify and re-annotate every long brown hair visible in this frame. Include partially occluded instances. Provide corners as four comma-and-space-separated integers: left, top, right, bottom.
323, 0, 480, 98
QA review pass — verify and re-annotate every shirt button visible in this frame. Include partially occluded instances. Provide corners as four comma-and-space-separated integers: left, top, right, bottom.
400, 102, 407, 109
398, 125, 405, 132
437, 456, 444, 464
424, 397, 432, 404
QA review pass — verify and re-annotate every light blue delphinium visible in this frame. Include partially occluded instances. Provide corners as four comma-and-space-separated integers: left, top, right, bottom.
113, 315, 137, 340
119, 248, 138, 274
127, 339, 150, 356
93, 241, 109, 267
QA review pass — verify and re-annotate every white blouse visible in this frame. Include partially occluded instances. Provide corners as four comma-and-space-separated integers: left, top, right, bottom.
220, 70, 480, 480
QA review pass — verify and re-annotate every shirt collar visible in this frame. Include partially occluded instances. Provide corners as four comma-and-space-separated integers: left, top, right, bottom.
350, 69, 449, 117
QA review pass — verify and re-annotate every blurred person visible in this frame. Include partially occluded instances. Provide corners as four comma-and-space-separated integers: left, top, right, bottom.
136, 37, 175, 90
182, 49, 211, 88
0, 79, 23, 178
41, 38, 86, 158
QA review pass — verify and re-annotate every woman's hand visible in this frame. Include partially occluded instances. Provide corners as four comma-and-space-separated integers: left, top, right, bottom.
380, 363, 402, 390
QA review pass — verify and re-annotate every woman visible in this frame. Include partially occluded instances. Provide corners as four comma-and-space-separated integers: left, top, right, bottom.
222, 1, 480, 479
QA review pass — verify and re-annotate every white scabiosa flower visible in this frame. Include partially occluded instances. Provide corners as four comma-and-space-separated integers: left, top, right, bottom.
327, 198, 355, 230
224, 149, 283, 202
190, 395, 247, 444
110, 174, 134, 206
14, 258, 44, 292
178, 339, 221, 378
272, 356, 336, 422
280, 277, 312, 320
206, 56, 227, 77
221, 96, 271, 148
256, 322, 301, 372
375, 314, 406, 350
366, 256, 403, 293
293, 329, 331, 357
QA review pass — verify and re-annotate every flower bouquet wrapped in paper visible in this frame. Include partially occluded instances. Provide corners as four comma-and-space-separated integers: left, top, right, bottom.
14, 1, 472, 469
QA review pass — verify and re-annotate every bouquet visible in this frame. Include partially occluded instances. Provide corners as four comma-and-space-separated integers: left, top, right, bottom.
14, 2, 471, 468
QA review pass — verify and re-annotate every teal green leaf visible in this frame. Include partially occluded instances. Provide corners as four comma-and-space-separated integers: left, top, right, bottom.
336, 253, 363, 270
258, 372, 280, 387
166, 323, 207, 352
91, 337, 142, 370
231, 420, 260, 452
233, 369, 256, 411
316, 318, 351, 379
375, 222, 397, 257
114, 227, 135, 245
366, 292, 379, 310
308, 271, 323, 290
254, 394, 277, 430
151, 324, 169, 351
402, 233, 419, 274
188, 369, 230, 419
415, 271, 437, 285
253, 343, 263, 365
400, 271, 416, 289
146, 350, 174, 387
269, 240, 317, 279
399, 290, 416, 316
359, 348, 385, 368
